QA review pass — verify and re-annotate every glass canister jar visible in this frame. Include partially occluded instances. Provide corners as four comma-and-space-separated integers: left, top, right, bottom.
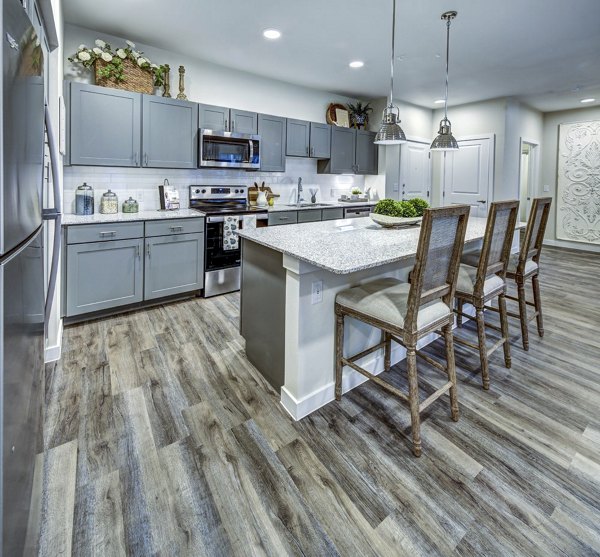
122, 196, 139, 213
99, 189, 119, 214
75, 182, 94, 215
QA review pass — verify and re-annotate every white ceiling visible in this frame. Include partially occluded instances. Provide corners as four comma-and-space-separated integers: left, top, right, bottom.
63, 0, 600, 113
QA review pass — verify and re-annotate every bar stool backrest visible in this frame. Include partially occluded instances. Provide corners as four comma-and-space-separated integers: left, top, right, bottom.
519, 197, 552, 273
474, 200, 520, 296
404, 205, 470, 334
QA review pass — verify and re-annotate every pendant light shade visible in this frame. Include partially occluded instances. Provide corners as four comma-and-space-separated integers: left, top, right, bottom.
431, 11, 459, 151
374, 0, 406, 145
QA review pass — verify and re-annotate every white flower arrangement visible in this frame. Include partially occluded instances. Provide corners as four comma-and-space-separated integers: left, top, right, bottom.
68, 38, 167, 87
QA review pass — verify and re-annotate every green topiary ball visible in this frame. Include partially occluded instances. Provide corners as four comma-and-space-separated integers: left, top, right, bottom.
406, 197, 429, 217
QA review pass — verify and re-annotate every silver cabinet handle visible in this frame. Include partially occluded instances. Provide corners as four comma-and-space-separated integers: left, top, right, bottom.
478, 200, 487, 203
144, 153, 148, 166
225, 118, 228, 130
169, 225, 183, 232
99, 231, 116, 237
231, 119, 235, 131
310, 146, 314, 156
136, 243, 141, 258
146, 242, 151, 256
134, 152, 138, 165
306, 145, 309, 155
279, 216, 289, 220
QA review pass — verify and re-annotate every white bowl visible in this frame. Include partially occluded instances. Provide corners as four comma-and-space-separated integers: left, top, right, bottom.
370, 213, 422, 228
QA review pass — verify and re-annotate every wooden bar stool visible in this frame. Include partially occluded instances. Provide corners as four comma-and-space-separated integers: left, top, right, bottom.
334, 205, 470, 457
455, 200, 520, 390
505, 197, 552, 350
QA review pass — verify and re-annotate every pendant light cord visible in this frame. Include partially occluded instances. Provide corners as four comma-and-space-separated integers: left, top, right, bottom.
389, 0, 396, 106
444, 17, 451, 120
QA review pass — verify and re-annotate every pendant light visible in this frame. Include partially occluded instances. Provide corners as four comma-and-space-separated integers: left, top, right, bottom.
431, 11, 459, 151
374, 0, 406, 145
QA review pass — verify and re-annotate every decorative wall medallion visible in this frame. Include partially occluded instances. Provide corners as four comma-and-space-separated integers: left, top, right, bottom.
557, 120, 600, 244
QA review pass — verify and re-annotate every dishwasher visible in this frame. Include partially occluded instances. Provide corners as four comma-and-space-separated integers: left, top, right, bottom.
343, 206, 372, 218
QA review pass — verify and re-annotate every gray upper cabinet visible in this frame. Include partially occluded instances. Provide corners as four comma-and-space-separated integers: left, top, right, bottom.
230, 109, 258, 134
258, 114, 286, 172
355, 130, 378, 175
286, 119, 310, 157
199, 104, 257, 134
70, 82, 141, 167
310, 123, 331, 158
318, 126, 356, 174
142, 96, 198, 168
286, 120, 331, 159
144, 232, 204, 300
198, 103, 229, 131
66, 238, 143, 316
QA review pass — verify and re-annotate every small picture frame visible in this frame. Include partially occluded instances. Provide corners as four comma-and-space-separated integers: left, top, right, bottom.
335, 108, 350, 128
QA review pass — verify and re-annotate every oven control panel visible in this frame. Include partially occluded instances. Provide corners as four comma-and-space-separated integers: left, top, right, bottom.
190, 185, 248, 200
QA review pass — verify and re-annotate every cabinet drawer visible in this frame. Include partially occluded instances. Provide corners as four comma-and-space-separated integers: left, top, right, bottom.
297, 209, 322, 223
145, 218, 204, 237
268, 211, 298, 226
67, 222, 144, 244
321, 207, 344, 221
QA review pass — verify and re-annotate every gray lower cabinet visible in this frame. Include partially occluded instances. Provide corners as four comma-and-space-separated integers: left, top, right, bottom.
355, 130, 378, 175
142, 96, 198, 168
259, 114, 286, 172
70, 82, 141, 167
310, 123, 331, 158
286, 119, 310, 157
318, 126, 356, 174
268, 211, 298, 226
321, 207, 344, 220
297, 209, 321, 223
66, 238, 143, 316
144, 232, 204, 300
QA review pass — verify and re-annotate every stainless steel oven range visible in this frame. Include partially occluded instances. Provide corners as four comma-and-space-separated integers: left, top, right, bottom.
189, 185, 268, 297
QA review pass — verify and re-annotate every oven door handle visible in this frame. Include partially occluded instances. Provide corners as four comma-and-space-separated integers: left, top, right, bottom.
207, 215, 243, 224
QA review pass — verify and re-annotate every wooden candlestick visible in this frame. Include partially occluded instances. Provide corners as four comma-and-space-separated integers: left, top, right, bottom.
177, 65, 187, 100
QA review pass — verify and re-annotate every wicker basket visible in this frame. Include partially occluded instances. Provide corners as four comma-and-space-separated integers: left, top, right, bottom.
95, 58, 154, 94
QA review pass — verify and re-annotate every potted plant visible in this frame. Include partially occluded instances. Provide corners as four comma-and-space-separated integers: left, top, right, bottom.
347, 101, 373, 129
69, 39, 167, 95
351, 187, 362, 200
371, 198, 429, 227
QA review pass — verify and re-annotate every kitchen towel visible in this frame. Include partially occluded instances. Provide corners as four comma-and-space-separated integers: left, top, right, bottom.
223, 215, 239, 251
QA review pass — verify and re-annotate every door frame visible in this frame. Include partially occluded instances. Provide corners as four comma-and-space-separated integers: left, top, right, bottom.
518, 137, 540, 220
439, 133, 495, 214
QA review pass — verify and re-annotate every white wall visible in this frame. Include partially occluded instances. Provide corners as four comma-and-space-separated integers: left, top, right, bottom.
63, 23, 368, 208
541, 105, 600, 252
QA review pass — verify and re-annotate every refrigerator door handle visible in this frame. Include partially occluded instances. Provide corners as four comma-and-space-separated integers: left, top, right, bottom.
43, 103, 62, 219
44, 214, 62, 327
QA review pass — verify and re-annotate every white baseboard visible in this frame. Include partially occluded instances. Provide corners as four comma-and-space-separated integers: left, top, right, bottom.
543, 239, 600, 253
44, 319, 63, 363
280, 330, 440, 421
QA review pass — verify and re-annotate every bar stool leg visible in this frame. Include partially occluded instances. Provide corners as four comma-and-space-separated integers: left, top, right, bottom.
335, 311, 344, 401
517, 277, 530, 350
443, 324, 459, 422
456, 298, 464, 327
475, 306, 490, 390
532, 274, 544, 337
406, 344, 422, 457
498, 293, 511, 369
383, 331, 391, 371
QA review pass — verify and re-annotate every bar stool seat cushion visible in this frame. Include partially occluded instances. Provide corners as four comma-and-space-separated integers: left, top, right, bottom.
456, 264, 505, 296
336, 277, 451, 331
507, 253, 538, 275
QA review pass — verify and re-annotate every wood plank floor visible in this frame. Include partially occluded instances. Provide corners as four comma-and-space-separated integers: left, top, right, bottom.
34, 246, 600, 556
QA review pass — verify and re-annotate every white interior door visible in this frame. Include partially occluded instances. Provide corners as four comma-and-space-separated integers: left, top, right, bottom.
400, 141, 431, 202
442, 135, 494, 218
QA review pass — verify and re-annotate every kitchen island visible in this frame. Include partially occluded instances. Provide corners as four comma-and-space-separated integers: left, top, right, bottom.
238, 215, 498, 420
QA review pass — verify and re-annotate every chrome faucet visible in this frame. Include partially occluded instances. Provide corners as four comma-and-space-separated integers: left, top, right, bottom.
296, 177, 304, 205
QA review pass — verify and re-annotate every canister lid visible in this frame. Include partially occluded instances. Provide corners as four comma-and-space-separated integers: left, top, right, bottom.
77, 182, 93, 191
123, 196, 137, 205
102, 189, 117, 197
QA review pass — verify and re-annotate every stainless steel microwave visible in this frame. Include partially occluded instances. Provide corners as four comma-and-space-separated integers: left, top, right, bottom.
199, 129, 261, 169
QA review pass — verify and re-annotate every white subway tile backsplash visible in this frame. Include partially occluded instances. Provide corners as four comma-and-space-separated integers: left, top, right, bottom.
63, 159, 367, 213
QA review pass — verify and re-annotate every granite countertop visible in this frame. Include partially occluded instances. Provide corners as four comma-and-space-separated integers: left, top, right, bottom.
62, 209, 205, 226
267, 200, 378, 213
238, 216, 494, 275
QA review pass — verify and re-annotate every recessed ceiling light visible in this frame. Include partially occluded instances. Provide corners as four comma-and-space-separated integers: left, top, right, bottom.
580, 98, 596, 103
349, 60, 364, 68
434, 99, 445, 104
263, 29, 281, 40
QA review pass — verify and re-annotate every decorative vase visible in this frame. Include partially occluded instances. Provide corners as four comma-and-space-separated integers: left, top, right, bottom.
162, 64, 171, 97
351, 114, 368, 129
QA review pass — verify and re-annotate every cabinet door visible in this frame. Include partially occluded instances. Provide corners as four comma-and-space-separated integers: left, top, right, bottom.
310, 123, 331, 158
199, 103, 229, 131
230, 109, 258, 134
258, 114, 286, 172
355, 130, 379, 175
297, 209, 321, 223
144, 233, 204, 300
321, 207, 344, 220
142, 96, 198, 168
66, 238, 143, 316
70, 82, 141, 167
286, 119, 310, 157
268, 211, 298, 226
328, 127, 356, 174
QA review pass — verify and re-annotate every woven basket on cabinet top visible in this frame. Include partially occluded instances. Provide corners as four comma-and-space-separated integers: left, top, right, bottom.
94, 58, 154, 94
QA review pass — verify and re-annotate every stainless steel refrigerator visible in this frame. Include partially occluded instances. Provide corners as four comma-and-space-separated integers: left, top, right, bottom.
1, 0, 61, 553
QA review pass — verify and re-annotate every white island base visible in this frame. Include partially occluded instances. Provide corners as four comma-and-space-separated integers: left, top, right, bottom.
239, 216, 493, 420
